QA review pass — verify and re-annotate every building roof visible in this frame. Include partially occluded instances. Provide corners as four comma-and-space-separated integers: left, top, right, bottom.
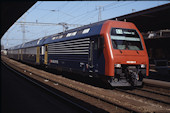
109, 3, 170, 32
0, 1, 36, 38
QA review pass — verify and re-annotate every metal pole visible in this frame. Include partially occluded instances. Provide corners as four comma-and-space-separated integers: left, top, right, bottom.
98, 6, 102, 21
97, 6, 103, 22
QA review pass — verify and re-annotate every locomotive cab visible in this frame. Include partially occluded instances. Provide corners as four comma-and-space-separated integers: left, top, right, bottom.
101, 20, 149, 87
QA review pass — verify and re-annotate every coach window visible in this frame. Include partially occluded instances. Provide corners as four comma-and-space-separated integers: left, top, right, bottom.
41, 46, 45, 55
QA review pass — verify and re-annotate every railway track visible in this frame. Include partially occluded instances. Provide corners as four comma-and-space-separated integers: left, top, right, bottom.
115, 87, 170, 106
142, 85, 170, 96
1, 59, 130, 113
2, 56, 170, 113
1, 61, 93, 113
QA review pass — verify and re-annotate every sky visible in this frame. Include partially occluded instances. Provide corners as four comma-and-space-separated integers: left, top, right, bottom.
1, 1, 170, 49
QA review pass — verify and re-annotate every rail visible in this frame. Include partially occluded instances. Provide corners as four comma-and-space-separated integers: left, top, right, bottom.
2, 61, 93, 113
2, 56, 170, 112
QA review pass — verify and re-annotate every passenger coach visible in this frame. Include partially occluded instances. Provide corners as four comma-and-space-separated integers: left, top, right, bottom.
7, 20, 149, 87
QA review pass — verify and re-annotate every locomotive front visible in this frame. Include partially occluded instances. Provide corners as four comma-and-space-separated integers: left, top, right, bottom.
101, 20, 149, 87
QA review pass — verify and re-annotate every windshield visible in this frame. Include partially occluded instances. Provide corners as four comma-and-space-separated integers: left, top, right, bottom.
111, 28, 143, 50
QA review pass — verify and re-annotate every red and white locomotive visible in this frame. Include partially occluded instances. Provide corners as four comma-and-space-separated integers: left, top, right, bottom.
7, 20, 149, 87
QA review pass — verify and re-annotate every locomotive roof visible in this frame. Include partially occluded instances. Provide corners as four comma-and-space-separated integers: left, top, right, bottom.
21, 36, 47, 49
43, 20, 105, 44
9, 20, 107, 49
8, 44, 22, 50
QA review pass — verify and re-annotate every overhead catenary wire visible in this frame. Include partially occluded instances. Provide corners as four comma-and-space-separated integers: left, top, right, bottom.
100, 1, 135, 20
67, 1, 134, 24
36, 1, 72, 21
59, 2, 92, 23
3, 1, 126, 48
3, 1, 162, 49
64, 2, 117, 24
28, 27, 63, 40
19, 1, 43, 22
2, 2, 43, 48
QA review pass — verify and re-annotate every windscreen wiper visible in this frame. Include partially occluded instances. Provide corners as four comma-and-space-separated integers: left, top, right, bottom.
136, 50, 139, 54
119, 49, 122, 54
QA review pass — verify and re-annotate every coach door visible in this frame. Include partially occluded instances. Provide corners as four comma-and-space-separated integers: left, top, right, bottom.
44, 44, 48, 65
36, 47, 40, 64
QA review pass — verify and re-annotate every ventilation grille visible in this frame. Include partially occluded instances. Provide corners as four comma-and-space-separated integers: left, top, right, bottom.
48, 38, 90, 55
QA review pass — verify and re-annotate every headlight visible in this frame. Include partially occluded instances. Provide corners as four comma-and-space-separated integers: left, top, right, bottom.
141, 64, 146, 68
115, 64, 121, 68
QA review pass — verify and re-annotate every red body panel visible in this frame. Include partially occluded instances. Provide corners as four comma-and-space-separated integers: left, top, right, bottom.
100, 20, 149, 77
